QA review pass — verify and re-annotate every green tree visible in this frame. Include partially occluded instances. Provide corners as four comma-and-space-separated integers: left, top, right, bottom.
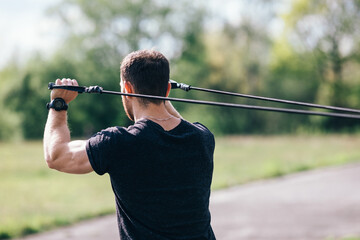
3, 54, 75, 139
1, 0, 210, 139
190, 1, 276, 134
265, 36, 321, 133
282, 0, 360, 130
0, 61, 23, 140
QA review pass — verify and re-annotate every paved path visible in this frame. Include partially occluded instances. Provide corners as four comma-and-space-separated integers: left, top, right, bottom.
17, 163, 360, 240
210, 163, 360, 240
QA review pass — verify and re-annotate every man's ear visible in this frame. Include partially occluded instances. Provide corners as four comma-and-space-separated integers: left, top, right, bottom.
124, 81, 134, 94
165, 82, 171, 97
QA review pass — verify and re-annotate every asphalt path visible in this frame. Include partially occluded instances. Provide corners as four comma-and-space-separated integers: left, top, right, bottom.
17, 163, 360, 240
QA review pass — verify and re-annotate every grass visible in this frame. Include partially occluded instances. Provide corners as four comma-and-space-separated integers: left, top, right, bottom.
0, 141, 115, 239
1, 135, 360, 238
212, 134, 360, 189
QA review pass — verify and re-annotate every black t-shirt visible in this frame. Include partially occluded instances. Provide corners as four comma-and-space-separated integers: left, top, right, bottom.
86, 119, 216, 240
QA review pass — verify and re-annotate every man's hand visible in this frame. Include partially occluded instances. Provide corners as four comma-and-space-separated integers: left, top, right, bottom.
51, 78, 79, 104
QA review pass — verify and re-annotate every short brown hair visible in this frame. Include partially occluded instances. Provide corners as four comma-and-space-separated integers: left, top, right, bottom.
120, 50, 170, 105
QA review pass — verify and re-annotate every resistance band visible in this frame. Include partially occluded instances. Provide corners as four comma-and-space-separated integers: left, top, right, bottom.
48, 81, 360, 120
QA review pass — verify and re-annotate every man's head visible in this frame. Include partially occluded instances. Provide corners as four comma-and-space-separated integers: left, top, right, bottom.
120, 50, 170, 106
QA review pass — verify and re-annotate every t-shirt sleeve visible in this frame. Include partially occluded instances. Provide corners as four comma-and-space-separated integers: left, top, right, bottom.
86, 127, 116, 175
194, 122, 215, 151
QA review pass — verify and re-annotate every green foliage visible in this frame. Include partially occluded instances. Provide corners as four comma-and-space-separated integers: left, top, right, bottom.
1, 0, 360, 139
182, 4, 274, 134
0, 62, 23, 140
49, 0, 209, 136
0, 108, 21, 141
281, 0, 360, 131
0, 0, 209, 139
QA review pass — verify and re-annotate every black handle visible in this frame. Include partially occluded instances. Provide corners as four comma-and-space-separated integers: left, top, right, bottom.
48, 82, 87, 93
169, 80, 191, 91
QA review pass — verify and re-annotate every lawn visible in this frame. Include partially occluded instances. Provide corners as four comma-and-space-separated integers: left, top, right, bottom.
1, 135, 360, 239
212, 134, 360, 189
0, 141, 114, 239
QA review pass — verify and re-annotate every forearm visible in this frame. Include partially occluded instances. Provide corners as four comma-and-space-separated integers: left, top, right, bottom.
43, 110, 71, 166
43, 109, 92, 173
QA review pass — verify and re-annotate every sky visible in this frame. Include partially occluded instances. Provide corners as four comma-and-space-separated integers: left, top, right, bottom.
0, 0, 62, 67
0, 0, 284, 68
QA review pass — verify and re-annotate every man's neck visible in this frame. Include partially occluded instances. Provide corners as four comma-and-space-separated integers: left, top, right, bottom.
133, 101, 181, 131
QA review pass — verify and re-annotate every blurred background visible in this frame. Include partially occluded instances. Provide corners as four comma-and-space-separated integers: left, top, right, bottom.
1, 0, 360, 140
1, 0, 360, 239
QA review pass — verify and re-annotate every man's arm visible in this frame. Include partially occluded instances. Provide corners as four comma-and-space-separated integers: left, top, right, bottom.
43, 78, 93, 174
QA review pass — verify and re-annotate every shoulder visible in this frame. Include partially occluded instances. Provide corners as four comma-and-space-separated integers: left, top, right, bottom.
193, 122, 213, 133
91, 123, 146, 137
183, 120, 214, 136
88, 122, 151, 145
181, 120, 215, 143
90, 126, 119, 138
88, 127, 121, 143
87, 126, 131, 147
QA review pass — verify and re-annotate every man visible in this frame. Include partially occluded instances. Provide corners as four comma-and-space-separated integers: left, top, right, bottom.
43, 50, 216, 239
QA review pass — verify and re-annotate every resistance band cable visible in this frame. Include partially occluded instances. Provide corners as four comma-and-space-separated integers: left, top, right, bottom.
169, 80, 360, 114
47, 81, 360, 120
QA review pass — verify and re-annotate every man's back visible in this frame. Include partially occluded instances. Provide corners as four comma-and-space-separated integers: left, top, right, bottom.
86, 118, 216, 239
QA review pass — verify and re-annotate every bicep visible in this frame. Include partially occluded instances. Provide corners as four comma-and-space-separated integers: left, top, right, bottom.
53, 140, 93, 174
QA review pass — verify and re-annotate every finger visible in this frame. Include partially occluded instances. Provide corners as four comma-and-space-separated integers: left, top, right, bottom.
62, 78, 70, 85
55, 79, 61, 85
72, 79, 79, 86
